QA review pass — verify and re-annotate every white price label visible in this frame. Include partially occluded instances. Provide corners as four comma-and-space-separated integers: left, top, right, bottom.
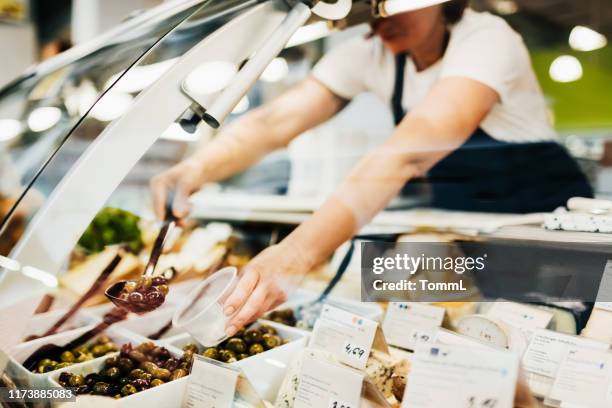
342, 341, 368, 364
183, 356, 238, 408
487, 302, 552, 339
310, 305, 378, 370
328, 399, 355, 408
382, 302, 444, 350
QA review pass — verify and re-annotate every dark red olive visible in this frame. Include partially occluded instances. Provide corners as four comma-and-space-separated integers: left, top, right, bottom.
128, 291, 144, 303
131, 378, 150, 391
151, 277, 168, 286
144, 290, 164, 306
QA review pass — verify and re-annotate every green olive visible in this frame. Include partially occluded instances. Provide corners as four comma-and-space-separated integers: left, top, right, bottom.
171, 369, 188, 380
182, 343, 199, 354
219, 349, 237, 362
237, 353, 249, 361
258, 325, 277, 335
202, 347, 219, 360
129, 369, 145, 379
181, 350, 194, 364
243, 329, 262, 344
152, 368, 171, 381
74, 351, 90, 363
150, 379, 164, 387
56, 362, 72, 369
104, 367, 122, 381
68, 375, 85, 387
248, 343, 264, 355
262, 333, 281, 350
92, 382, 112, 395
40, 361, 58, 373
60, 351, 75, 363
121, 384, 138, 396
90, 345, 109, 357
96, 335, 112, 345
226, 338, 247, 354
105, 356, 119, 367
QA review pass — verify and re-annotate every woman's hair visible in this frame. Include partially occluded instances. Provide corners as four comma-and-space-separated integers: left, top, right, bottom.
442, 0, 469, 24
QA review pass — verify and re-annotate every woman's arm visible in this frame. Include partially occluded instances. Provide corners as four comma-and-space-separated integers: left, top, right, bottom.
151, 77, 346, 218
223, 76, 500, 333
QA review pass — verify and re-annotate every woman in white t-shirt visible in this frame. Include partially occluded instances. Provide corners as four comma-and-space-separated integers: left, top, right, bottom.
151, 1, 592, 330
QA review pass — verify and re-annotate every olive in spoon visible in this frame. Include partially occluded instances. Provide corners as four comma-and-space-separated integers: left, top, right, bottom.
104, 192, 176, 314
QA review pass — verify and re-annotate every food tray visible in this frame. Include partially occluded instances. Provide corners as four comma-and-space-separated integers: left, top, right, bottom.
163, 320, 309, 401
23, 308, 102, 339
48, 337, 188, 408
7, 326, 140, 388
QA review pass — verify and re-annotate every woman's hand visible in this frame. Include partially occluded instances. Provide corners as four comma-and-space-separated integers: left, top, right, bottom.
150, 158, 206, 221
222, 241, 314, 336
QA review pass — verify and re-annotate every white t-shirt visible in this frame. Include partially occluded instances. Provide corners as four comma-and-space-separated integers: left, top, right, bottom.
312, 9, 557, 143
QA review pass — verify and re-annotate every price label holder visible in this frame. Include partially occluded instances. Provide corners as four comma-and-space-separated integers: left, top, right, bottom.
522, 329, 611, 398
183, 355, 265, 408
294, 353, 365, 408
382, 302, 445, 350
547, 348, 612, 408
310, 304, 388, 370
402, 344, 519, 408
486, 301, 553, 339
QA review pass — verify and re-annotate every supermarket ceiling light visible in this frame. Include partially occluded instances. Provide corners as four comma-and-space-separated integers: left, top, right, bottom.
569, 26, 608, 52
0, 255, 20, 272
261, 58, 289, 82
90, 91, 134, 122
105, 58, 179, 93
27, 107, 62, 132
184, 61, 238, 95
490, 0, 518, 15
0, 119, 22, 142
549, 55, 583, 83
286, 21, 331, 47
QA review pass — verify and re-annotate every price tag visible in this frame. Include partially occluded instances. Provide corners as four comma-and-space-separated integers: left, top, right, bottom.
382, 302, 444, 350
402, 344, 519, 408
595, 260, 612, 309
294, 354, 363, 408
549, 348, 612, 408
310, 305, 378, 370
486, 301, 552, 339
183, 356, 238, 408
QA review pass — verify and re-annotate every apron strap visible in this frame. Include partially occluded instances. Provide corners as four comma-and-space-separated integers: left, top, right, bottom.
392, 52, 407, 126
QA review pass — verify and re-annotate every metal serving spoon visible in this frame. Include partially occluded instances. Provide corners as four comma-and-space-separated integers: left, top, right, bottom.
105, 192, 176, 314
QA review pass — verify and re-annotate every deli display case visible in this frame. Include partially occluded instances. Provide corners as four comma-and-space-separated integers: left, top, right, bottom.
1, 0, 612, 407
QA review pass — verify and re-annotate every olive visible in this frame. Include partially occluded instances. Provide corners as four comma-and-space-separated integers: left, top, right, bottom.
181, 350, 195, 364
124, 281, 137, 293
219, 350, 237, 363
237, 353, 249, 361
117, 357, 134, 373
74, 346, 88, 355
68, 375, 85, 387
56, 362, 72, 369
150, 378, 165, 387
129, 368, 146, 379
120, 343, 133, 357
128, 292, 144, 303
152, 368, 172, 381
137, 276, 152, 290
75, 352, 91, 363
136, 342, 155, 353
163, 358, 180, 372
226, 338, 247, 354
118, 377, 130, 386
105, 356, 119, 367
91, 345, 109, 357
151, 346, 171, 359
103, 367, 122, 382
127, 350, 147, 363
182, 343, 199, 354
144, 290, 164, 306
248, 343, 265, 355
171, 369, 188, 380
85, 373, 102, 386
278, 309, 294, 319
156, 284, 169, 295
141, 362, 159, 374
92, 382, 112, 395
151, 276, 167, 286
39, 361, 58, 373
259, 325, 277, 335
201, 348, 219, 360
262, 334, 281, 350
75, 385, 90, 395
243, 329, 262, 344
97, 335, 112, 345
114, 394, 122, 399
130, 378, 149, 391
58, 372, 72, 387
60, 351, 75, 363
235, 328, 246, 338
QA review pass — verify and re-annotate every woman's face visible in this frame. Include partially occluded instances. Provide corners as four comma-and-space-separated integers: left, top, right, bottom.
371, 6, 445, 54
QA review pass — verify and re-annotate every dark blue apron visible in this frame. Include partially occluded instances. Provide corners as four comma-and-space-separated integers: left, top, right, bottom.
392, 53, 593, 213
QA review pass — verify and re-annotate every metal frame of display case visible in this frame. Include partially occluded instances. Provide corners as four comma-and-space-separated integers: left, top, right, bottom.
0, 0, 326, 345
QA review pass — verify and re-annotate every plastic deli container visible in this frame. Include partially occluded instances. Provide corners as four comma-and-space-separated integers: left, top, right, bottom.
164, 320, 309, 402
47, 338, 187, 408
172, 267, 238, 347
7, 326, 137, 388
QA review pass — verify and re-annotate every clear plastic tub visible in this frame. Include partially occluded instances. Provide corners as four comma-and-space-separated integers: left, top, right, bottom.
172, 267, 238, 347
